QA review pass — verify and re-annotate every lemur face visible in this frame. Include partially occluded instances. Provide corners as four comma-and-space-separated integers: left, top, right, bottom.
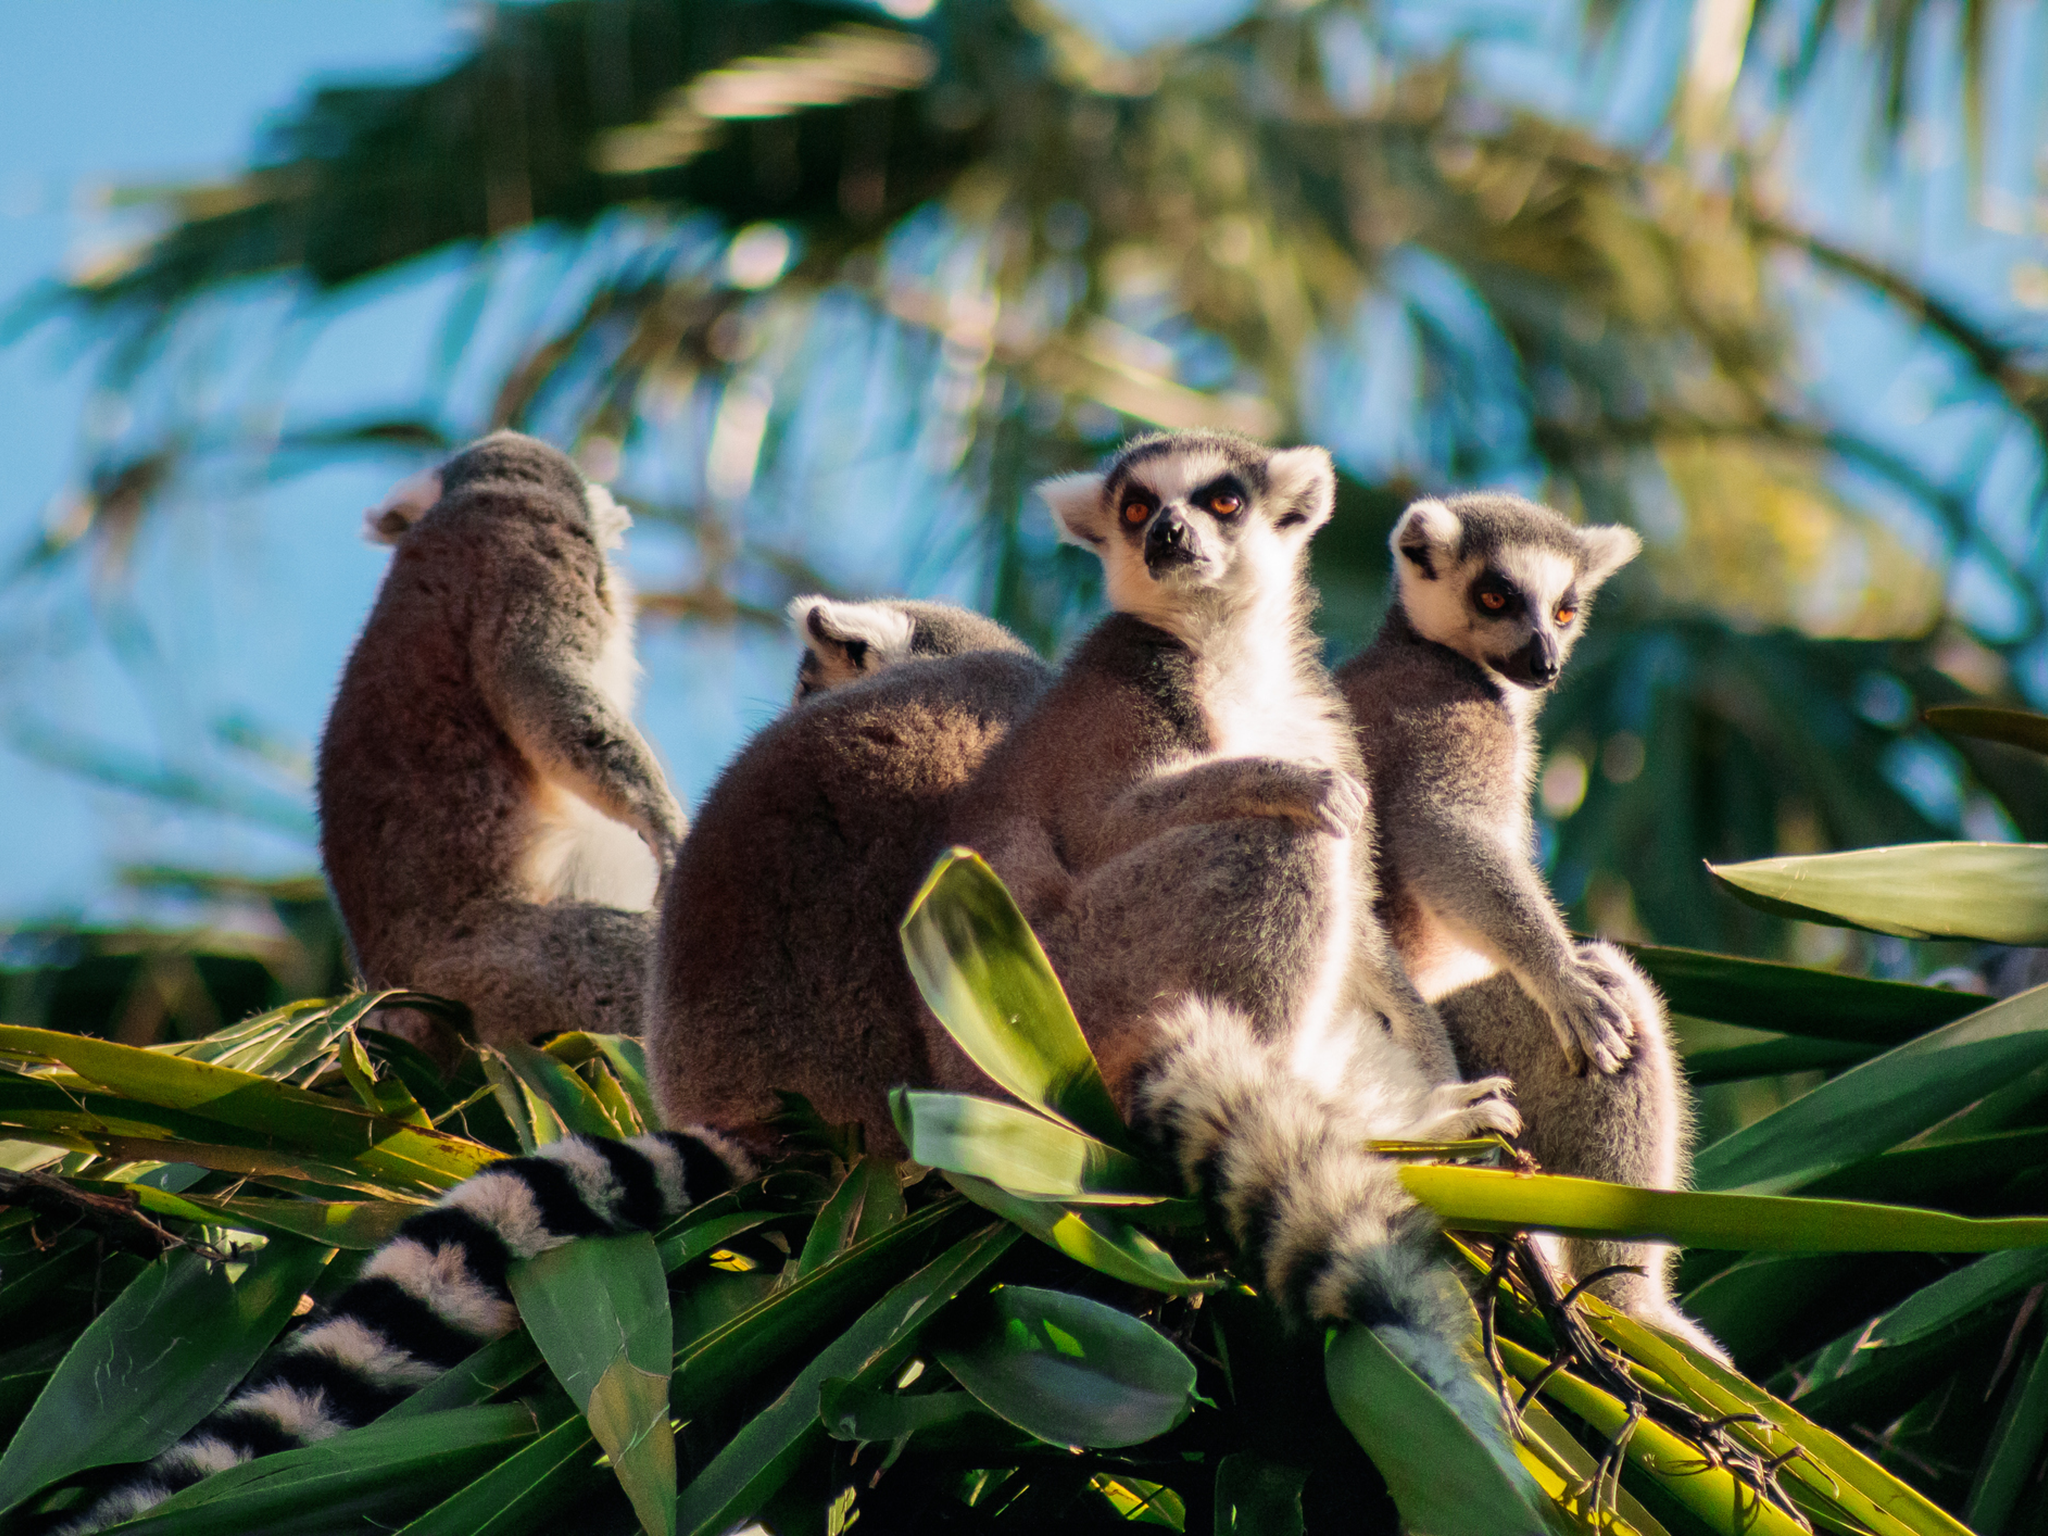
1391, 493, 1640, 691
1036, 431, 1335, 626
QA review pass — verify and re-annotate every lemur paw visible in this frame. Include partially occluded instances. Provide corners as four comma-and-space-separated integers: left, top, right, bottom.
1414, 1076, 1521, 1140
1308, 766, 1369, 839
1550, 963, 1636, 1076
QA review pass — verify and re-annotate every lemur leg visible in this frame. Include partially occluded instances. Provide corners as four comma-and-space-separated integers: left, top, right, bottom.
373, 899, 656, 1050
979, 818, 1338, 1105
1436, 943, 1727, 1361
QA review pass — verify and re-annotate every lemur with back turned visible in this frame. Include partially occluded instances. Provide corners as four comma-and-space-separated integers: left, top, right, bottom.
1336, 491, 1720, 1355
318, 432, 683, 1049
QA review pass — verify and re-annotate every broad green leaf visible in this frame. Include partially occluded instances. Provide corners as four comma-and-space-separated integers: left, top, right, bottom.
657, 1209, 782, 1272
798, 1155, 907, 1276
1791, 1248, 2048, 1421
335, 1027, 432, 1127
1401, 1164, 2048, 1249
1579, 1300, 1974, 1536
509, 1232, 673, 1536
1682, 1033, 1876, 1083
1090, 1474, 1185, 1527
934, 1284, 1195, 1448
1325, 1325, 1547, 1536
393, 1414, 603, 1536
128, 1186, 418, 1249
1495, 1337, 1810, 1536
945, 1172, 1215, 1293
674, 1222, 1017, 1536
0, 1236, 332, 1515
1213, 1453, 1308, 1536
118, 1403, 548, 1535
1806, 1127, 2048, 1207
495, 1039, 627, 1140
1695, 984, 2048, 1193
1967, 1334, 2048, 1533
817, 1378, 992, 1442
1681, 1253, 1862, 1361
0, 1023, 500, 1191
892, 1088, 1167, 1201
578, 1034, 663, 1131
1708, 843, 2048, 944
1926, 703, 2048, 756
1627, 943, 1979, 1043
900, 849, 1132, 1150
672, 1201, 969, 1402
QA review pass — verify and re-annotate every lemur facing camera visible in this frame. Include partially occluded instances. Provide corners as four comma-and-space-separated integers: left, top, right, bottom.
317, 432, 683, 1050
1337, 491, 1719, 1354
657, 431, 1524, 1460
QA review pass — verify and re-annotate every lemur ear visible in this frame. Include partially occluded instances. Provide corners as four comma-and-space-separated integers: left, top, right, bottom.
1577, 523, 1642, 588
788, 595, 917, 697
583, 483, 633, 552
1390, 498, 1461, 579
1265, 445, 1336, 534
1036, 472, 1111, 549
363, 468, 444, 545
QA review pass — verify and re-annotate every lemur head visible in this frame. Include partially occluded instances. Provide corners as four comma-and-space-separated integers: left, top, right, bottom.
1390, 492, 1639, 690
1036, 431, 1336, 633
788, 596, 1035, 700
363, 431, 631, 551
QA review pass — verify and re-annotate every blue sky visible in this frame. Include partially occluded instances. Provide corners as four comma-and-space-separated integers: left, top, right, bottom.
1, 0, 2044, 932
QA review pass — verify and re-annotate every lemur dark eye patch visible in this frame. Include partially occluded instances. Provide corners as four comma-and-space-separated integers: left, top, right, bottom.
1473, 573, 1521, 615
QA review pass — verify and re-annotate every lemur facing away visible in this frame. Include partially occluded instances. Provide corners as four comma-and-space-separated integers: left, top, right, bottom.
55, 597, 1030, 1535
318, 432, 684, 1050
658, 432, 1522, 1458
1337, 492, 1720, 1355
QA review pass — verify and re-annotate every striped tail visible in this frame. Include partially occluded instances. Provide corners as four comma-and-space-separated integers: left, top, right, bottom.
1133, 998, 1508, 1446
58, 1129, 752, 1534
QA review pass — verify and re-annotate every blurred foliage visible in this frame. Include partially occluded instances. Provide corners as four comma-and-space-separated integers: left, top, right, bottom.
8, 0, 2048, 960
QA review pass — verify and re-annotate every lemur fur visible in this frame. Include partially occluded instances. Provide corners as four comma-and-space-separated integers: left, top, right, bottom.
1337, 490, 1721, 1356
318, 433, 683, 1051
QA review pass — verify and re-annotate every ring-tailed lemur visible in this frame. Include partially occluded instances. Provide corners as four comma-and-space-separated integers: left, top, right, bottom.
53, 1130, 751, 1534
655, 432, 1521, 1462
790, 594, 1036, 700
318, 433, 683, 1051
1336, 492, 1721, 1357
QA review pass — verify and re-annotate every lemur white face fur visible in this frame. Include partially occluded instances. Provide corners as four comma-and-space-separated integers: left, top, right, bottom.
1038, 431, 1335, 638
1392, 493, 1639, 691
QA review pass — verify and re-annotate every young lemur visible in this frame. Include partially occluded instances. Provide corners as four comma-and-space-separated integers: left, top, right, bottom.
1336, 492, 1717, 1354
657, 432, 1521, 1453
318, 432, 683, 1050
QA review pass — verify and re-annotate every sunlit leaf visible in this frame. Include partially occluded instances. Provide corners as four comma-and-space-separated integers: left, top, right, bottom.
1401, 1163, 2048, 1249
1626, 943, 1981, 1043
900, 849, 1132, 1150
1708, 843, 2048, 943
892, 1088, 1167, 1202
944, 1172, 1214, 1294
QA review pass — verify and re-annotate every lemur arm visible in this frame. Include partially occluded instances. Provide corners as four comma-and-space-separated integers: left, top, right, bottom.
478, 601, 685, 870
1392, 813, 1633, 1074
1088, 756, 1364, 864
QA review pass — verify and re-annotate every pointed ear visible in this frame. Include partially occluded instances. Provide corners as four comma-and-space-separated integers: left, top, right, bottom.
788, 595, 917, 698
1389, 497, 1460, 579
1265, 446, 1335, 533
1577, 524, 1642, 588
1036, 472, 1110, 549
362, 468, 443, 545
583, 482, 633, 551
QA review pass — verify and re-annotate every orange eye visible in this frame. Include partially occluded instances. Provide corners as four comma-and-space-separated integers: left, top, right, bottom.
1555, 605, 1577, 625
1122, 500, 1150, 526
1209, 491, 1243, 516
1479, 591, 1508, 612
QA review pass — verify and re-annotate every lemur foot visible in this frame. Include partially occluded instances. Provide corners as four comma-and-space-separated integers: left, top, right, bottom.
1413, 1075, 1521, 1140
1547, 958, 1637, 1076
1311, 766, 1369, 839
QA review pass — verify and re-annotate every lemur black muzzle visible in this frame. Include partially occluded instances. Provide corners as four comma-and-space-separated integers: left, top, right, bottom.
1498, 631, 1561, 689
1144, 511, 1201, 574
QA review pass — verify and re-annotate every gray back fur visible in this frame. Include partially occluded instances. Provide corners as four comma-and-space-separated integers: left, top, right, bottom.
318, 431, 681, 1051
